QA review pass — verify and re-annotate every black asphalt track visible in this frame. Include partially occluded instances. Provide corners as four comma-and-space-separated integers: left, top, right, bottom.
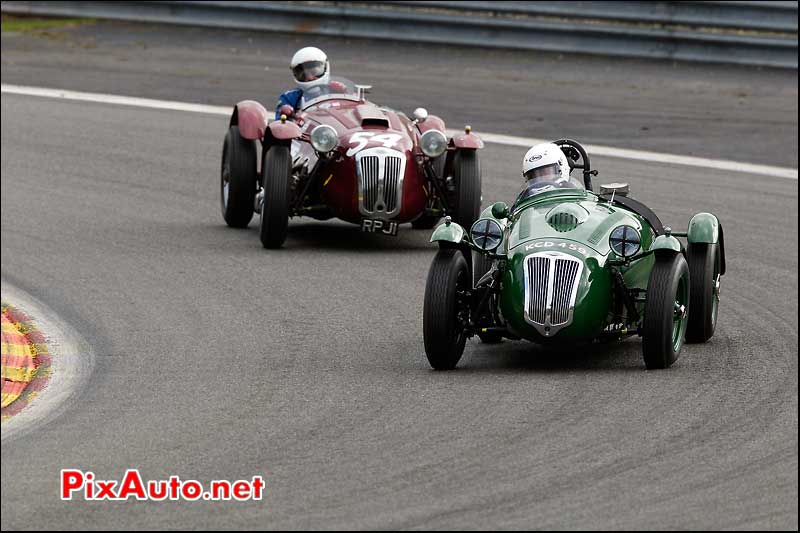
1, 20, 797, 530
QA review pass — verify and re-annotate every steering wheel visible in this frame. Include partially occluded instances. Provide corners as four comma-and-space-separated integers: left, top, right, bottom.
553, 139, 596, 191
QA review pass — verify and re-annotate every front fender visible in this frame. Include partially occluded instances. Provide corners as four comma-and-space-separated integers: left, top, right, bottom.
687, 212, 725, 274
651, 234, 682, 254
230, 100, 269, 140
265, 120, 302, 144
430, 221, 465, 245
687, 213, 720, 244
451, 132, 484, 150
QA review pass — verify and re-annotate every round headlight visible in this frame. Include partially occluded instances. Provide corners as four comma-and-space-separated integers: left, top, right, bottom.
470, 218, 503, 251
609, 225, 641, 257
310, 125, 338, 153
420, 129, 447, 158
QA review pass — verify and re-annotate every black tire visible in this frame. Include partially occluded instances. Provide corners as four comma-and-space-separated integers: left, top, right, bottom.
686, 243, 720, 343
642, 253, 690, 369
220, 126, 257, 228
451, 150, 481, 228
259, 145, 292, 248
423, 248, 470, 370
412, 155, 447, 229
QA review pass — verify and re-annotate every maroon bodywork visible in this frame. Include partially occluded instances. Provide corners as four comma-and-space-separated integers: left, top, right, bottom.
295, 99, 429, 223
232, 101, 302, 142
451, 131, 484, 150
228, 87, 482, 228
231, 100, 270, 140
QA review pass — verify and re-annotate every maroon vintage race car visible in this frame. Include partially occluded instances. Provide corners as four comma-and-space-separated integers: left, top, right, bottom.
220, 78, 483, 247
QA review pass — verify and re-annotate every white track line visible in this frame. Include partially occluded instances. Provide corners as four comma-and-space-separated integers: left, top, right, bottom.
2, 83, 797, 180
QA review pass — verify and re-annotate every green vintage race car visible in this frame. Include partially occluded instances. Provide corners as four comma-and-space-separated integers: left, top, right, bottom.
422, 139, 725, 370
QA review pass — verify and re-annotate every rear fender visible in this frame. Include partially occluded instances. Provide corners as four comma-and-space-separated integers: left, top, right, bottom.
230, 100, 269, 140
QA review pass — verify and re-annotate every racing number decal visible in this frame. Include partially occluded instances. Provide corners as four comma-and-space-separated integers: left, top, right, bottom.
346, 132, 402, 157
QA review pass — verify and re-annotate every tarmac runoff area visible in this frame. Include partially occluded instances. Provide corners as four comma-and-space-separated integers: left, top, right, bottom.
0, 282, 94, 442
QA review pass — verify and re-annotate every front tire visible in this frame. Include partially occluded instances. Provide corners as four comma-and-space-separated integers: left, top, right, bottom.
686, 243, 721, 343
450, 150, 481, 229
642, 253, 690, 369
220, 126, 257, 228
423, 248, 470, 370
259, 145, 291, 249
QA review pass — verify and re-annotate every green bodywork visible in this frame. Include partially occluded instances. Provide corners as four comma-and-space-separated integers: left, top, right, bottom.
687, 212, 720, 244
651, 234, 682, 253
430, 220, 465, 244
456, 188, 715, 343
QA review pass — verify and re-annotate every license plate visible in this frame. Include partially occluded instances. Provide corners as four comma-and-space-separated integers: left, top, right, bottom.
360, 218, 398, 236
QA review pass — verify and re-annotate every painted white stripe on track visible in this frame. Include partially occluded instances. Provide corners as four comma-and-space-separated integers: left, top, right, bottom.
3, 83, 797, 180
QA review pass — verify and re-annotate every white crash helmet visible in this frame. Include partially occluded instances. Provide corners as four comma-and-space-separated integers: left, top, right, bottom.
290, 46, 330, 91
522, 142, 570, 183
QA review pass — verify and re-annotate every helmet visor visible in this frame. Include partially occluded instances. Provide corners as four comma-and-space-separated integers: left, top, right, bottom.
523, 163, 561, 182
292, 61, 327, 83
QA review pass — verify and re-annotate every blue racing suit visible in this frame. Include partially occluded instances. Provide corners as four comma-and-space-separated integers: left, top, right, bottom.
275, 88, 303, 120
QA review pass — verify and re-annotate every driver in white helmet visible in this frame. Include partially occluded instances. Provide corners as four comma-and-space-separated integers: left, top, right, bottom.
517, 142, 583, 202
275, 46, 331, 120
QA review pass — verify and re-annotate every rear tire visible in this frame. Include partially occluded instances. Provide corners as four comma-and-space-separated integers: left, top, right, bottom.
686, 243, 720, 343
642, 253, 690, 369
423, 249, 470, 370
259, 145, 291, 248
451, 150, 481, 229
220, 126, 257, 228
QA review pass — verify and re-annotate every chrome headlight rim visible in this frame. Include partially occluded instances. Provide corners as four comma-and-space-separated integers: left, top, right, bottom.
470, 218, 503, 252
420, 129, 447, 158
609, 225, 641, 258
310, 124, 338, 153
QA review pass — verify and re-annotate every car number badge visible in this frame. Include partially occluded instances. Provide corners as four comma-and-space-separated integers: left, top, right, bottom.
361, 219, 398, 236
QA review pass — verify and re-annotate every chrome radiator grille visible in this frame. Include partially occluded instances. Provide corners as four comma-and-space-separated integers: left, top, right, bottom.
356, 147, 405, 218
523, 251, 584, 337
